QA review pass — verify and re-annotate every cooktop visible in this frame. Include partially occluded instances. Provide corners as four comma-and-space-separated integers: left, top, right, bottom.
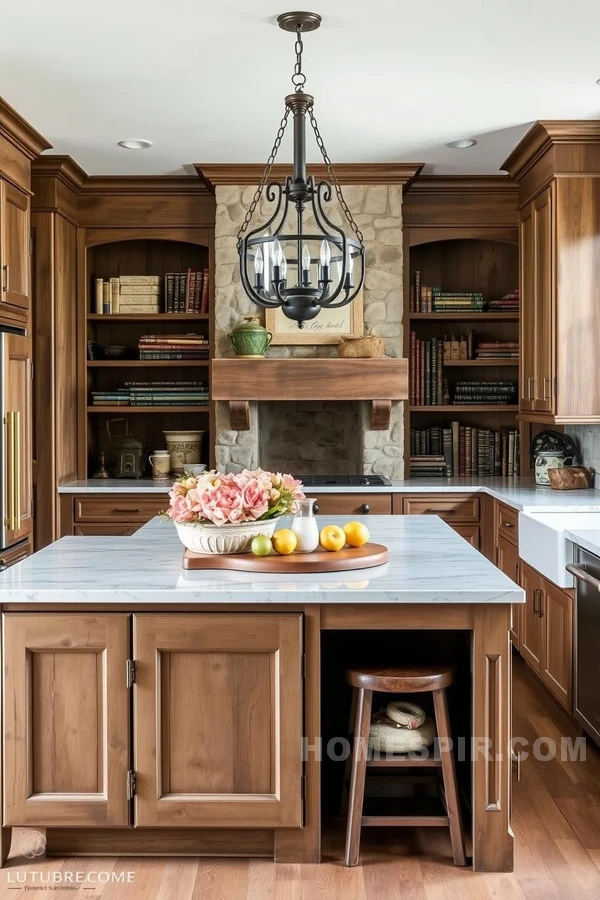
295, 475, 392, 487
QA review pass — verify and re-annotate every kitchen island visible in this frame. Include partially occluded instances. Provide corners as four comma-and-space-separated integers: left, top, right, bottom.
0, 515, 523, 871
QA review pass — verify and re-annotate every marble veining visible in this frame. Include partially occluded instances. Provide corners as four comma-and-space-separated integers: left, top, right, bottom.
56, 477, 600, 513
0, 515, 524, 605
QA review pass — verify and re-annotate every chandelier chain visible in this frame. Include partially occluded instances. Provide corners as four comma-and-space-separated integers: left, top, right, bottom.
292, 26, 306, 91
236, 106, 291, 243
308, 107, 364, 245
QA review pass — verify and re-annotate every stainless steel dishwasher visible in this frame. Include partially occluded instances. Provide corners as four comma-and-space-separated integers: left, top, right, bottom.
567, 549, 600, 748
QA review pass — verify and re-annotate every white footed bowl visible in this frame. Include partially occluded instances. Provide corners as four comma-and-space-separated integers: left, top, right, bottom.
175, 518, 280, 555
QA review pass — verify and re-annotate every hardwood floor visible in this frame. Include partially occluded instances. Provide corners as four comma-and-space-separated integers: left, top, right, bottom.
1, 654, 599, 899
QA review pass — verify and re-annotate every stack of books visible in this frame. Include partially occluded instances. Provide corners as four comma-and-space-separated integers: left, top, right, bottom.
91, 381, 209, 408
138, 334, 209, 360
165, 270, 209, 313
410, 335, 446, 406
409, 455, 447, 478
432, 288, 485, 312
452, 381, 517, 406
475, 341, 519, 360
410, 425, 520, 477
488, 289, 519, 311
94, 276, 164, 314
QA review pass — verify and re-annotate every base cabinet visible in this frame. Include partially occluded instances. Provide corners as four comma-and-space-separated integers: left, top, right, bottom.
3, 614, 130, 826
3, 612, 304, 832
496, 535, 521, 649
518, 562, 573, 710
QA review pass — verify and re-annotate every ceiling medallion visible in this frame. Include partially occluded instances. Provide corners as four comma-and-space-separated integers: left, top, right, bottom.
237, 11, 365, 327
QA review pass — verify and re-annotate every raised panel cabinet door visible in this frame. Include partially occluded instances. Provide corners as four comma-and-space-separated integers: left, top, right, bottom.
533, 187, 555, 414
519, 203, 535, 410
133, 613, 303, 829
496, 535, 521, 649
2, 333, 32, 544
3, 614, 130, 827
540, 581, 573, 710
0, 181, 30, 314
452, 524, 480, 549
519, 562, 543, 673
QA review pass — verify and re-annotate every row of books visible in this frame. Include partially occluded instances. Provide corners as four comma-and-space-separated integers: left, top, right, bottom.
91, 381, 209, 408
410, 335, 445, 406
409, 425, 520, 477
411, 273, 487, 313
91, 273, 209, 315
138, 334, 209, 361
166, 271, 209, 314
452, 381, 517, 405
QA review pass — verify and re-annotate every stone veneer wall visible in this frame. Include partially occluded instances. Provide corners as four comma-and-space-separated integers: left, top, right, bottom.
214, 183, 404, 477
570, 426, 600, 488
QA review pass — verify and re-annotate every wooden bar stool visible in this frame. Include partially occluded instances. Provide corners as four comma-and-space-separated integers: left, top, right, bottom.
344, 664, 467, 867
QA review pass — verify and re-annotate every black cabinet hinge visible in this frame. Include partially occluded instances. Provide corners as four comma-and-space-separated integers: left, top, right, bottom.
127, 770, 137, 799
126, 659, 136, 687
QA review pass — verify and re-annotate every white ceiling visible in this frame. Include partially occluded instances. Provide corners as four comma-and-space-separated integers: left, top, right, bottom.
3, 0, 600, 176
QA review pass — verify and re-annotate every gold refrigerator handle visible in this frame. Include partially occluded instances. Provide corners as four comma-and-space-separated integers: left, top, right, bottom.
14, 409, 21, 530
4, 411, 14, 530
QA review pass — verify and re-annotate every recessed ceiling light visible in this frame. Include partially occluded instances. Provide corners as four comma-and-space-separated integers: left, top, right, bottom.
118, 139, 153, 150
445, 139, 477, 149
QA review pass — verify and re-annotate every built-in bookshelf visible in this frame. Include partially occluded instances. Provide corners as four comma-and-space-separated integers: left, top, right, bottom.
83, 238, 212, 478
404, 237, 520, 478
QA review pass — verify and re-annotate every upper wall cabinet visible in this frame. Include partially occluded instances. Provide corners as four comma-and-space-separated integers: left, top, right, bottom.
504, 121, 600, 424
0, 180, 30, 320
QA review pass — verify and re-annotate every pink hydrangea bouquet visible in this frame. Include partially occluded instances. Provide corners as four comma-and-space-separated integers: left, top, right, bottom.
168, 469, 305, 555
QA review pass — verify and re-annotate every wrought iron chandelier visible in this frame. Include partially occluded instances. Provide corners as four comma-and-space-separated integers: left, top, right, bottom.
237, 11, 365, 328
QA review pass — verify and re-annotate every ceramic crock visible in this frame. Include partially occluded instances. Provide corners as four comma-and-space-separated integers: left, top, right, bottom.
175, 517, 281, 554
228, 316, 272, 358
163, 430, 204, 475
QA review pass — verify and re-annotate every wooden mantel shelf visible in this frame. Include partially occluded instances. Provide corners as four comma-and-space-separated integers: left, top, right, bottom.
211, 358, 408, 430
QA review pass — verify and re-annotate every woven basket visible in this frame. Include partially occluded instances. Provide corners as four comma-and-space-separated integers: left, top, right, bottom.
337, 333, 385, 358
369, 716, 436, 753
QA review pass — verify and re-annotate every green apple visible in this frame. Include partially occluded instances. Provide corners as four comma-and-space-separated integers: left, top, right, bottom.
251, 534, 273, 557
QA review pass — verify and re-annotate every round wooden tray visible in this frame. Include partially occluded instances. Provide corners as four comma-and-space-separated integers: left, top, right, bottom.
182, 542, 389, 573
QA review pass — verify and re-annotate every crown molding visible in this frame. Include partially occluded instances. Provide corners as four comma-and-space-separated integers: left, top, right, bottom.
79, 175, 212, 196
406, 175, 518, 195
0, 97, 51, 159
502, 120, 600, 180
195, 162, 424, 191
32, 155, 87, 191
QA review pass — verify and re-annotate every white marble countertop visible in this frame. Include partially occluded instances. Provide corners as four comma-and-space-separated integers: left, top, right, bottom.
565, 529, 600, 557
0, 515, 524, 605
57, 477, 600, 513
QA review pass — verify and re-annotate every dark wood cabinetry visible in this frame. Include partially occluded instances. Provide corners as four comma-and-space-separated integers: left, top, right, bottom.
504, 122, 600, 424
3, 333, 33, 545
0, 181, 30, 319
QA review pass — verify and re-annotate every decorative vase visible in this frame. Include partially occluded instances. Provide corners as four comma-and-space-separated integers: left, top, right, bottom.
163, 430, 204, 475
175, 517, 281, 555
228, 316, 272, 358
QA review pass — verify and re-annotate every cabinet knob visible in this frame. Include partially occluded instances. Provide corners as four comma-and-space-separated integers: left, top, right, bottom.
360, 503, 370, 514
502, 521, 513, 528
313, 502, 320, 514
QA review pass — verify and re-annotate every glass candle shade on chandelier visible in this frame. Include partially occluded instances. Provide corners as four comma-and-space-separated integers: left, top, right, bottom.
237, 11, 365, 328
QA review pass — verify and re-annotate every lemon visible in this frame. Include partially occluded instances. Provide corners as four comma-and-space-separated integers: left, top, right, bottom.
343, 521, 370, 548
251, 534, 273, 557
319, 524, 346, 552
272, 529, 298, 555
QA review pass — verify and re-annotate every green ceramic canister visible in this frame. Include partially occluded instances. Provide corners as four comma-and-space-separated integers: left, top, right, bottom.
228, 316, 272, 358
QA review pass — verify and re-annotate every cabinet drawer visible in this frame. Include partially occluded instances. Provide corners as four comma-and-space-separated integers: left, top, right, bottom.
496, 503, 518, 546
399, 494, 480, 523
452, 524, 480, 549
74, 495, 168, 523
74, 523, 140, 536
311, 493, 391, 516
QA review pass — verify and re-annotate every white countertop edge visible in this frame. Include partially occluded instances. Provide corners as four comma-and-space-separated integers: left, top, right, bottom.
565, 529, 600, 557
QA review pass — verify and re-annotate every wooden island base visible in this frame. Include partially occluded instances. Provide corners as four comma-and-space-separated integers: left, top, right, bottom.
1, 601, 513, 873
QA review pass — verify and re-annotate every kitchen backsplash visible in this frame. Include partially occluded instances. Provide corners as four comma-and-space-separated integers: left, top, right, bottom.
570, 426, 600, 487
